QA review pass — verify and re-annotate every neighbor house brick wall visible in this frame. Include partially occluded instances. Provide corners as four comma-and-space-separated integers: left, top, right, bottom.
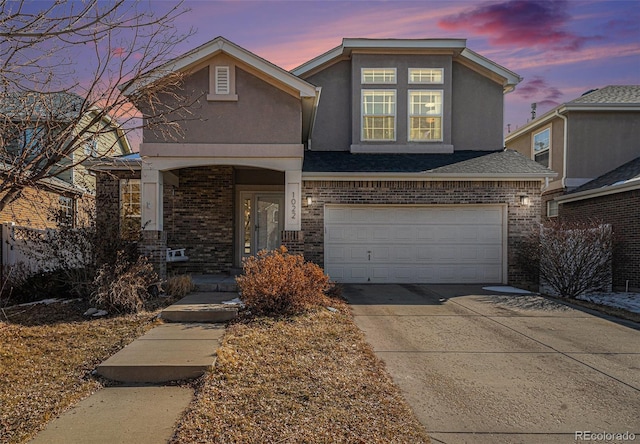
541, 189, 564, 220
0, 186, 79, 229
164, 166, 234, 275
559, 189, 640, 291
301, 180, 542, 286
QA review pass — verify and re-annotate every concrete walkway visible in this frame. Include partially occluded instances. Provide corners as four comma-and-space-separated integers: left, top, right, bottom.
344, 284, 640, 444
30, 283, 239, 444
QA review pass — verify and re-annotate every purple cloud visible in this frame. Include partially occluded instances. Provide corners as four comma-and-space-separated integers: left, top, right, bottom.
516, 76, 562, 108
439, 0, 598, 51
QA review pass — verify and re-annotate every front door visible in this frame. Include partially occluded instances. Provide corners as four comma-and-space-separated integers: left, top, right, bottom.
240, 192, 284, 261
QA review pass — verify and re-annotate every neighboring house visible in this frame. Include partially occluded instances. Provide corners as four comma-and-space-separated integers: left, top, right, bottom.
92, 36, 555, 285
0, 92, 131, 228
505, 85, 640, 218
556, 157, 640, 290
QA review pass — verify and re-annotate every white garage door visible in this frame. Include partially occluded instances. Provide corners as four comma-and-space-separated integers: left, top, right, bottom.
324, 205, 505, 284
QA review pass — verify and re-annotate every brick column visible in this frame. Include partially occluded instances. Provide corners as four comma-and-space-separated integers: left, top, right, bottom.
281, 230, 304, 256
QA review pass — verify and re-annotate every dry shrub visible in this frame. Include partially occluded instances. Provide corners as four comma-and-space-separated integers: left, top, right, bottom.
91, 252, 158, 314
236, 246, 332, 316
165, 274, 195, 298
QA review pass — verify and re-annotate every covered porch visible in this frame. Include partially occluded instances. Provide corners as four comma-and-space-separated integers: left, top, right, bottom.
139, 152, 304, 278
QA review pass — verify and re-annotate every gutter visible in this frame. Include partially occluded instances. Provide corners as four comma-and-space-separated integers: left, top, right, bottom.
556, 179, 640, 204
302, 171, 556, 181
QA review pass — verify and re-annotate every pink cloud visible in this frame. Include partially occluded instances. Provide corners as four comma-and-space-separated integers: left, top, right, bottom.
438, 0, 600, 51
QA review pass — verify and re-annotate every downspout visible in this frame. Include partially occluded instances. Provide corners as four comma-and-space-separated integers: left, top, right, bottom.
555, 109, 568, 189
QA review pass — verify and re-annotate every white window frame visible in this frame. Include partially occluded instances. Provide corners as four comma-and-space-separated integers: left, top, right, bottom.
533, 126, 551, 167
547, 200, 559, 218
120, 178, 141, 239
361, 89, 396, 141
408, 68, 444, 84
361, 68, 397, 84
408, 89, 443, 142
58, 196, 75, 227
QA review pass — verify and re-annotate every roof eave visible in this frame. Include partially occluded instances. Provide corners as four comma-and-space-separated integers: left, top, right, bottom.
302, 171, 555, 181
556, 180, 640, 204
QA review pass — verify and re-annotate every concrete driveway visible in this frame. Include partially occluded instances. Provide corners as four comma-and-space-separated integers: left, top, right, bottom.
343, 284, 640, 444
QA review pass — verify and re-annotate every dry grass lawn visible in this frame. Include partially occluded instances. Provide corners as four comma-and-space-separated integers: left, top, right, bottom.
0, 299, 165, 444
172, 301, 431, 443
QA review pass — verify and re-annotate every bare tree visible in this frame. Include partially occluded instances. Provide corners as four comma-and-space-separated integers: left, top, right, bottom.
518, 220, 613, 298
0, 0, 195, 212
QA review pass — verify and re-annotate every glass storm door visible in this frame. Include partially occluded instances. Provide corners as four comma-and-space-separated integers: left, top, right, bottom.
241, 193, 284, 260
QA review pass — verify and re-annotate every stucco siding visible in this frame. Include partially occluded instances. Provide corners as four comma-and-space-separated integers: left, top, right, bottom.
451, 63, 503, 150
350, 53, 453, 148
143, 65, 301, 145
305, 60, 352, 151
566, 111, 640, 181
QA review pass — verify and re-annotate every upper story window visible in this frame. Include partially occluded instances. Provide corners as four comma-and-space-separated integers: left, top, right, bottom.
120, 178, 141, 240
408, 90, 442, 141
83, 139, 98, 157
361, 68, 396, 84
533, 127, 550, 167
362, 90, 396, 141
409, 68, 443, 84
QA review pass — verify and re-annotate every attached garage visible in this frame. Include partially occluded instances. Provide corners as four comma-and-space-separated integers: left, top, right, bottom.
324, 205, 506, 284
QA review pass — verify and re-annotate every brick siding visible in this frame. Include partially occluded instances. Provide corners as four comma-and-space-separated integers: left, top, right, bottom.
560, 190, 640, 290
301, 180, 542, 286
164, 166, 234, 275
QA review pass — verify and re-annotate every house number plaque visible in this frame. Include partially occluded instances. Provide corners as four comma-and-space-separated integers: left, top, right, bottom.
290, 192, 297, 220
284, 175, 301, 231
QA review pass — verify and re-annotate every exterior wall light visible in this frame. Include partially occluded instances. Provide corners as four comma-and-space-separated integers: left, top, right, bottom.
520, 195, 531, 206
306, 196, 313, 206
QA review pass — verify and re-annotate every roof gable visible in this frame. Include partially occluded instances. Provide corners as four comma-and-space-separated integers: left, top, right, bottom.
291, 38, 521, 93
121, 36, 317, 99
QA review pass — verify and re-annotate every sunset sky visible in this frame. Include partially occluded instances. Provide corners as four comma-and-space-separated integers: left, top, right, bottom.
165, 0, 639, 133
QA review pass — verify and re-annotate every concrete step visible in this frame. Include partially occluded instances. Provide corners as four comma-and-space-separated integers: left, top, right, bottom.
96, 323, 224, 383
161, 292, 240, 323
195, 281, 238, 292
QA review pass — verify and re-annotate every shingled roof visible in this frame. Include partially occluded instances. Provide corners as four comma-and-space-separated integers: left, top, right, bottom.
569, 85, 640, 105
567, 156, 640, 194
302, 149, 555, 178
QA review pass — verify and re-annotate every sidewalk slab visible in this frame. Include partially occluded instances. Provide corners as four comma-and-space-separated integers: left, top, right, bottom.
29, 386, 192, 444
96, 323, 221, 383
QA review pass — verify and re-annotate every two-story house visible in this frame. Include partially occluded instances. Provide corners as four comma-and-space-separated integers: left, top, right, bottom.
93, 37, 554, 285
1, 92, 131, 228
505, 86, 640, 290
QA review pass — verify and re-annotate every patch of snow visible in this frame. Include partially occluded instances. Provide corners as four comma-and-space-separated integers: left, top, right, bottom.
482, 286, 533, 294
222, 297, 244, 308
92, 310, 108, 317
83, 307, 99, 316
576, 293, 640, 314
326, 306, 338, 313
